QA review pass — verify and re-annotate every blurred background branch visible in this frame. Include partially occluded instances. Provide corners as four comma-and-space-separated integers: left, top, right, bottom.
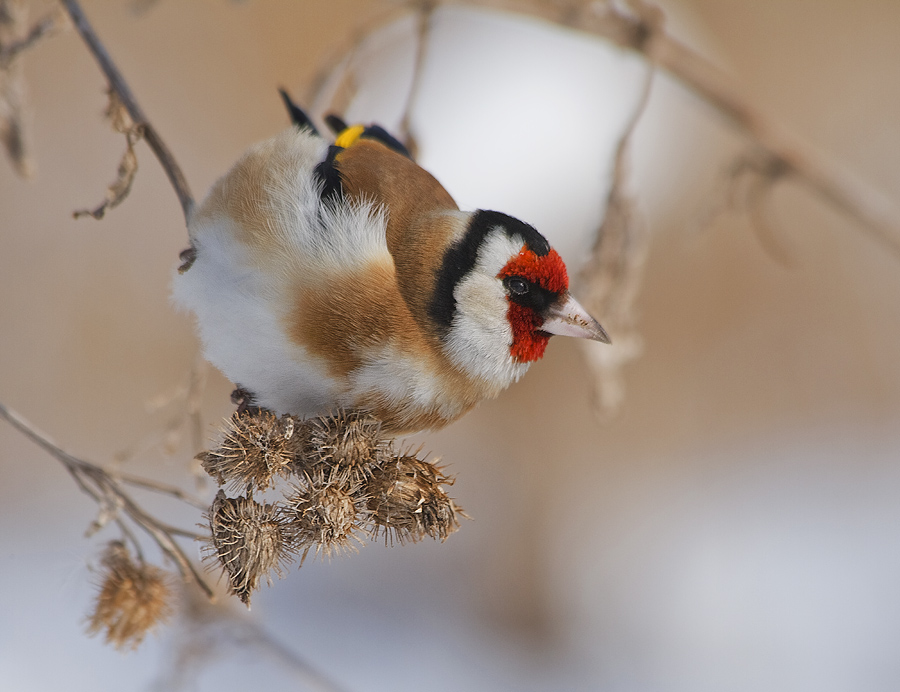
0, 401, 213, 598
60, 0, 195, 222
1, 0, 899, 689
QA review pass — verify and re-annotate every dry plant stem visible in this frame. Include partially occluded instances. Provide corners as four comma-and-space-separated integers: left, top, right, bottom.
0, 0, 40, 178
440, 0, 900, 258
73, 114, 140, 219
0, 7, 61, 65
596, 61, 654, 254
306, 2, 413, 119
115, 471, 208, 511
115, 516, 145, 562
623, 3, 900, 258
0, 401, 214, 600
396, 0, 436, 152
115, 353, 209, 465
579, 62, 654, 304
59, 0, 195, 223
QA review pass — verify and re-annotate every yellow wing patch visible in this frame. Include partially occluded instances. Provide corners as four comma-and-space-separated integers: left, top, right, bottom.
335, 124, 365, 149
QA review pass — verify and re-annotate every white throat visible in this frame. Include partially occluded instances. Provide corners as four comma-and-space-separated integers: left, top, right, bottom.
441, 229, 531, 393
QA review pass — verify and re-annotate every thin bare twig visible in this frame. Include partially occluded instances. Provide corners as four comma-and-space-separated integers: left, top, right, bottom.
59, 0, 194, 223
709, 149, 796, 266
0, 400, 214, 600
0, 7, 63, 66
115, 353, 209, 467
396, 0, 436, 155
306, 2, 414, 123
0, 0, 43, 178
73, 94, 142, 220
115, 516, 145, 563
116, 472, 209, 510
589, 0, 900, 258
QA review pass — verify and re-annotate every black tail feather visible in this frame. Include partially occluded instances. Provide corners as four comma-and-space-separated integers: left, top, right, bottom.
315, 145, 345, 203
278, 88, 319, 134
361, 124, 412, 159
324, 113, 349, 135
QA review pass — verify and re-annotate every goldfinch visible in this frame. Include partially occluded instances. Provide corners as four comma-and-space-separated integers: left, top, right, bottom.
173, 94, 610, 436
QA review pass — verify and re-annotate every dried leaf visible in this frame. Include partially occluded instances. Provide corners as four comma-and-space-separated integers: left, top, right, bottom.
73, 126, 141, 220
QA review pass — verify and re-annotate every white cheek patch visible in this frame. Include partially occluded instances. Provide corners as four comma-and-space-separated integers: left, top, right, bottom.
454, 273, 509, 332
441, 229, 532, 389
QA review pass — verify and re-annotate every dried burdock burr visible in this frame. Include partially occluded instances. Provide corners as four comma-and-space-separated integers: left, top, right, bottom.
206, 491, 291, 606
366, 454, 461, 544
280, 480, 364, 561
87, 541, 173, 650
197, 409, 464, 605
302, 410, 387, 482
197, 411, 303, 491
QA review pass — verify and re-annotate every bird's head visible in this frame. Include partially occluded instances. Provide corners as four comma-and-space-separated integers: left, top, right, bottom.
429, 210, 610, 390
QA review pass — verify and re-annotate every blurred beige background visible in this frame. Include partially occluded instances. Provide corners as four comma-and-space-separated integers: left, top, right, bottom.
1, 1, 899, 690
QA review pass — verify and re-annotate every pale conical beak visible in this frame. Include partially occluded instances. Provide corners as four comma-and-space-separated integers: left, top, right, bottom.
540, 294, 611, 344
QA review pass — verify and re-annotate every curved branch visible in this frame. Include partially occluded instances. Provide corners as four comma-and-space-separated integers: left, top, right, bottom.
0, 401, 213, 600
59, 0, 195, 224
448, 0, 900, 258
0, 8, 63, 66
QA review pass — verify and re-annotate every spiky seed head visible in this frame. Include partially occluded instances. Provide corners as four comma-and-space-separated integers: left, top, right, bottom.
366, 455, 461, 544
281, 482, 363, 560
198, 411, 304, 491
305, 410, 387, 481
87, 541, 173, 650
207, 491, 290, 606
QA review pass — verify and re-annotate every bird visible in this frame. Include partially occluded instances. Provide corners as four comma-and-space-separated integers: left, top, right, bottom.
172, 93, 610, 436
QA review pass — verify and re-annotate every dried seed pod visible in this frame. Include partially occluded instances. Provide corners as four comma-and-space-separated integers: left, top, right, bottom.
281, 481, 363, 560
198, 411, 303, 491
207, 491, 289, 606
366, 455, 460, 544
87, 541, 173, 650
303, 410, 388, 482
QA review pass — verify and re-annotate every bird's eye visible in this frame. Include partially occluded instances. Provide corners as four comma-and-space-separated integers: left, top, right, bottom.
504, 276, 529, 296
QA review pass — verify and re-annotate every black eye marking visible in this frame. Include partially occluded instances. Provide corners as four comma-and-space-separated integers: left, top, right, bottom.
504, 276, 529, 296
503, 276, 558, 313
429, 210, 551, 334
